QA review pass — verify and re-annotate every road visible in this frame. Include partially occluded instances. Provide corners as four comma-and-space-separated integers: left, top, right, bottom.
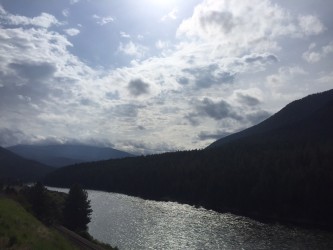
54, 225, 105, 250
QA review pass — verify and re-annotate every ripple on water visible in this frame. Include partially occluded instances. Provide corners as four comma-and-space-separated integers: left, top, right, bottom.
47, 187, 333, 250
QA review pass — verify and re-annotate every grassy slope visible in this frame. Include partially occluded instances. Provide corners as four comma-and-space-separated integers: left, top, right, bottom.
0, 197, 77, 250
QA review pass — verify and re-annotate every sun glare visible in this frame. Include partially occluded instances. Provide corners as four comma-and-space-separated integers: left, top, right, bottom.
150, 0, 176, 6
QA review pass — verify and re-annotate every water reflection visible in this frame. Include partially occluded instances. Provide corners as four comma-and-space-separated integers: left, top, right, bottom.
48, 187, 333, 250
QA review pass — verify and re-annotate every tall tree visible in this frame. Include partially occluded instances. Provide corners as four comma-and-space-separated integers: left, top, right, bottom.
28, 182, 54, 224
63, 184, 92, 232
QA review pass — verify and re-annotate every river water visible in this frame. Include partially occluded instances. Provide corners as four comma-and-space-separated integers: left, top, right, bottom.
48, 187, 333, 249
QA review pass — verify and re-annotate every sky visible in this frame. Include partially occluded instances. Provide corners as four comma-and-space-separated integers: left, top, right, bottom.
0, 0, 332, 154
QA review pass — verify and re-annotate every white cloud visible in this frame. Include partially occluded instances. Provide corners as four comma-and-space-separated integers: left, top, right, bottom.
62, 9, 70, 17
120, 31, 131, 38
155, 40, 169, 50
0, 8, 60, 28
64, 28, 80, 36
298, 15, 325, 36
176, 0, 325, 57
118, 41, 148, 58
303, 41, 333, 63
161, 8, 178, 21
93, 14, 114, 25
0, 1, 331, 153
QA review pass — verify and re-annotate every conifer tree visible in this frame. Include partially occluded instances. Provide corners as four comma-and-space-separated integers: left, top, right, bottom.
63, 184, 92, 232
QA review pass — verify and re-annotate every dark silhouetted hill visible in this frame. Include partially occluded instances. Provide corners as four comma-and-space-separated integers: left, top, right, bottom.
0, 146, 54, 181
44, 89, 333, 227
208, 89, 333, 148
7, 144, 134, 167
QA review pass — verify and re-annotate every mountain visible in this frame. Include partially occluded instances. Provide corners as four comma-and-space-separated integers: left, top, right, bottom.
208, 89, 333, 148
0, 146, 54, 181
7, 144, 134, 167
44, 89, 333, 227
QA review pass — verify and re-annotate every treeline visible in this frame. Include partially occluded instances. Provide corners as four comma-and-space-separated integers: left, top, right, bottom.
44, 135, 333, 227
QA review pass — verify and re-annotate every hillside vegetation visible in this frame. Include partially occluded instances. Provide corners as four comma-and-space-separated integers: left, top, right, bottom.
0, 197, 77, 249
0, 147, 54, 181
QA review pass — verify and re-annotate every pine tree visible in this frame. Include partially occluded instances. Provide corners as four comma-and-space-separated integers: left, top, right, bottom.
63, 184, 92, 232
29, 182, 54, 224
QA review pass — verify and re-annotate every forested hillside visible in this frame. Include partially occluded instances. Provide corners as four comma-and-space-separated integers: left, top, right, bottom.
0, 147, 54, 181
44, 90, 333, 226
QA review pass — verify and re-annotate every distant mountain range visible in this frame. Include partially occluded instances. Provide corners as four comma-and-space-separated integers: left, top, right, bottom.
44, 89, 333, 227
0, 147, 54, 181
7, 144, 134, 167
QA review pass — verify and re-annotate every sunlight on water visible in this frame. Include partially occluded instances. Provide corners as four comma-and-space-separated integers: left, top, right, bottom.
48, 187, 333, 250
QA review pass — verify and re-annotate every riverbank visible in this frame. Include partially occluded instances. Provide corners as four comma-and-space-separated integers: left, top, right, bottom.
0, 185, 118, 250
0, 196, 76, 249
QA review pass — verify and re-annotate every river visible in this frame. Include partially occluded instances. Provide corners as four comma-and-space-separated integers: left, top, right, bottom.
48, 187, 333, 249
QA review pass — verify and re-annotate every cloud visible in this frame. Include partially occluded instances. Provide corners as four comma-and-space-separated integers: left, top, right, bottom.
118, 41, 148, 58
113, 104, 144, 117
0, 1, 331, 153
244, 54, 278, 64
128, 79, 150, 96
0, 128, 29, 147
62, 9, 70, 17
0, 7, 60, 28
92, 14, 114, 25
303, 41, 333, 63
64, 28, 80, 36
105, 91, 120, 100
161, 8, 178, 21
182, 64, 235, 89
191, 98, 242, 121
155, 40, 169, 50
120, 139, 176, 155
236, 93, 261, 106
177, 0, 326, 56
120, 31, 131, 38
200, 10, 235, 33
298, 15, 325, 36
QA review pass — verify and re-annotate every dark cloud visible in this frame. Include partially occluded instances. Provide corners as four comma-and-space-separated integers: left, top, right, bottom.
183, 64, 235, 88
246, 110, 271, 124
237, 93, 261, 106
200, 11, 235, 33
184, 113, 201, 126
198, 130, 231, 141
137, 125, 145, 130
177, 76, 189, 85
185, 98, 243, 126
196, 98, 242, 121
244, 54, 278, 64
128, 78, 150, 96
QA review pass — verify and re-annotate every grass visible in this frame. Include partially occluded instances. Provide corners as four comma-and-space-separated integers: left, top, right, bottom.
0, 196, 78, 250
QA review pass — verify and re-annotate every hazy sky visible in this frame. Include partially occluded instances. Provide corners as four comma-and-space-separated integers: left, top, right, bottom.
0, 0, 332, 154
